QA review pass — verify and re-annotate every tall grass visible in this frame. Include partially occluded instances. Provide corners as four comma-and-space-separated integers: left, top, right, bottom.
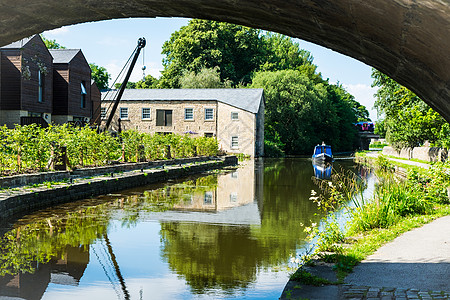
295, 156, 450, 281
310, 157, 446, 242
348, 177, 432, 233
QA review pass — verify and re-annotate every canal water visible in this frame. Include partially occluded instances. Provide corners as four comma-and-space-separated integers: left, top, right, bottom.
0, 158, 374, 300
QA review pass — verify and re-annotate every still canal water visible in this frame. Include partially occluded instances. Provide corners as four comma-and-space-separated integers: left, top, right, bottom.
0, 158, 374, 299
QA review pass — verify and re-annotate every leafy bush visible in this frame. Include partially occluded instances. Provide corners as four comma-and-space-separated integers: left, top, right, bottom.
263, 140, 285, 157
0, 125, 219, 176
407, 163, 450, 204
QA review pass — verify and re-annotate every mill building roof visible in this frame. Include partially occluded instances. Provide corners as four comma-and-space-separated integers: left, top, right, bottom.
101, 88, 264, 114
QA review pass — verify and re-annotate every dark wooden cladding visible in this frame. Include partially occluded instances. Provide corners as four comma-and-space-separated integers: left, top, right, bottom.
67, 51, 91, 118
20, 35, 52, 113
0, 34, 98, 127
0, 50, 21, 110
52, 51, 92, 119
52, 67, 69, 114
90, 81, 101, 124
0, 35, 52, 113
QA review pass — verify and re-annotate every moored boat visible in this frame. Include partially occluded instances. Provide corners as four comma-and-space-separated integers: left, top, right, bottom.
312, 143, 333, 163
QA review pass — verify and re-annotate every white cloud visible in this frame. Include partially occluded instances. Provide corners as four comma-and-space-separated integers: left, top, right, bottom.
343, 83, 379, 121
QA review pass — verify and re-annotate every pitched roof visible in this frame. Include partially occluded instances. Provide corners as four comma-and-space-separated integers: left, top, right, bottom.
1, 35, 36, 49
101, 89, 264, 113
49, 49, 81, 63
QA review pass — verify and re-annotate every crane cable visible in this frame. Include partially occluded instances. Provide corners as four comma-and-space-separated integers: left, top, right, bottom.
142, 47, 146, 80
92, 43, 139, 125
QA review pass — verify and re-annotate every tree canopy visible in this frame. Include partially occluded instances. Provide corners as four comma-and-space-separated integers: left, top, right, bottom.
251, 70, 359, 154
158, 20, 328, 88
180, 67, 231, 89
41, 35, 66, 49
372, 69, 447, 149
115, 74, 158, 90
159, 19, 264, 88
90, 63, 111, 91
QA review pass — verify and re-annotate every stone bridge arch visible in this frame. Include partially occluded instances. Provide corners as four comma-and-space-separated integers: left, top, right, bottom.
1, 1, 449, 121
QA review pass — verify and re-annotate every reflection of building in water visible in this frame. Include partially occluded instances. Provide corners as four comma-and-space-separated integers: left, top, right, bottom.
0, 245, 89, 299
153, 160, 261, 225
217, 160, 255, 210
174, 160, 256, 212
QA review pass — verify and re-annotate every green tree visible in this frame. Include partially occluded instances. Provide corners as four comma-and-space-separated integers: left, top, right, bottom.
114, 81, 136, 89
135, 74, 158, 89
115, 75, 158, 90
159, 20, 322, 88
40, 35, 66, 49
90, 63, 111, 91
372, 69, 445, 148
374, 118, 387, 138
180, 67, 231, 89
260, 33, 314, 72
159, 19, 264, 88
251, 70, 360, 154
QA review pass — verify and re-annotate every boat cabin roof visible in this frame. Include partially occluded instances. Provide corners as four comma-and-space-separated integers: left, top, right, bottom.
314, 145, 332, 156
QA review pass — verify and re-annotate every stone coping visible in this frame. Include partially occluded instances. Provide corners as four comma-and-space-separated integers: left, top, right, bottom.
0, 156, 221, 189
0, 155, 238, 221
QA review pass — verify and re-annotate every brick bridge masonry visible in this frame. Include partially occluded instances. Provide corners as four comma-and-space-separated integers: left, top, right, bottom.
0, 1, 449, 122
0, 156, 238, 222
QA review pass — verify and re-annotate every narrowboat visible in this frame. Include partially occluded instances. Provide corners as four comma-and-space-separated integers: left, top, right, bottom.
312, 143, 333, 163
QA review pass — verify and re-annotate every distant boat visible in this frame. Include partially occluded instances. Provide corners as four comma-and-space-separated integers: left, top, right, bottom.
312, 143, 333, 163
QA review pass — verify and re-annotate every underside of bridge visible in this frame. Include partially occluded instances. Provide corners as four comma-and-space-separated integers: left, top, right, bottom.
0, 0, 449, 121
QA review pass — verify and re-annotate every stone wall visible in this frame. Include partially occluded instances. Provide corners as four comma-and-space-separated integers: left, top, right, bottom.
0, 110, 28, 128
0, 156, 238, 221
105, 100, 217, 134
217, 102, 256, 157
382, 146, 448, 162
0, 156, 228, 188
103, 99, 261, 157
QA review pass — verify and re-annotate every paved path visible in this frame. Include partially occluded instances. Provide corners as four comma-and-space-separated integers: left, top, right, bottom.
281, 216, 450, 300
365, 151, 432, 169
344, 215, 450, 299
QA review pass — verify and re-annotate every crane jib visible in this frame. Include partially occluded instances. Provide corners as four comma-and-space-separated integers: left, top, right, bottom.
104, 37, 146, 131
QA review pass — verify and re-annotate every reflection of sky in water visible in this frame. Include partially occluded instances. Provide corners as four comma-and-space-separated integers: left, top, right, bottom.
1, 158, 374, 300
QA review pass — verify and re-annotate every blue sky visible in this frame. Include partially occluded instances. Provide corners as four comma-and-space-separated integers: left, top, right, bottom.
43, 17, 378, 120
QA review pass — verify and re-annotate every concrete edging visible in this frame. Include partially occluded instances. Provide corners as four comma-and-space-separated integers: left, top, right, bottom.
0, 155, 238, 221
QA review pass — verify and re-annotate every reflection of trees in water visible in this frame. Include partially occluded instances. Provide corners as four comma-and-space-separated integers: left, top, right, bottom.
160, 222, 259, 293
0, 205, 109, 277
0, 160, 365, 296
158, 159, 332, 294
0, 174, 220, 278
256, 158, 324, 245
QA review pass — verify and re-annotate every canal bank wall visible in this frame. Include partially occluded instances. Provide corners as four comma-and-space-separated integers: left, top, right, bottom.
0, 156, 238, 221
382, 145, 448, 162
